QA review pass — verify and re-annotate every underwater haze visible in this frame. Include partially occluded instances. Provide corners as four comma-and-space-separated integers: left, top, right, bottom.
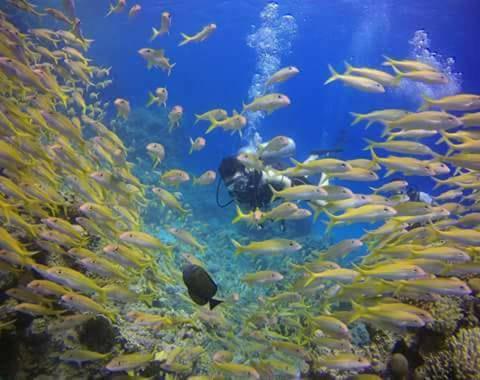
1, 0, 480, 379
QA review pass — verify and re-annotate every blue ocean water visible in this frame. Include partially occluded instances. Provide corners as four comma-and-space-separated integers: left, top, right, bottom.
3, 0, 480, 378
75, 0, 480, 206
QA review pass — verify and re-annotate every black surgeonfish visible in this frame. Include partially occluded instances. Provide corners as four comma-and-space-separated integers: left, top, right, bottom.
182, 264, 223, 310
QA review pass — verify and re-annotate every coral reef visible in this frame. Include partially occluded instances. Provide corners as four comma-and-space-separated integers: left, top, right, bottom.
415, 327, 480, 380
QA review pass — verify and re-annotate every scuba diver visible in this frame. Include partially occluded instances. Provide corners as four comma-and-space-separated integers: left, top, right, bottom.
405, 184, 433, 205
216, 135, 342, 231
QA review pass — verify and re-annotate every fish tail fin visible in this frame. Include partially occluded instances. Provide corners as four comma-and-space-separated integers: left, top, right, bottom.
322, 209, 337, 234
146, 92, 156, 107
231, 239, 244, 255
167, 63, 176, 76
391, 65, 404, 85
369, 147, 379, 164
324, 64, 340, 85
209, 298, 223, 310
363, 138, 376, 151
105, 3, 115, 17
232, 205, 245, 224
435, 131, 449, 145
312, 205, 323, 223
382, 55, 395, 67
348, 300, 366, 324
418, 94, 434, 111
205, 119, 218, 134
165, 245, 174, 260
268, 184, 279, 202
349, 112, 365, 126
178, 33, 192, 46
351, 263, 366, 277
189, 137, 194, 155
140, 293, 155, 307
194, 114, 201, 125
343, 61, 353, 75
150, 27, 159, 41
432, 177, 444, 190
303, 268, 317, 288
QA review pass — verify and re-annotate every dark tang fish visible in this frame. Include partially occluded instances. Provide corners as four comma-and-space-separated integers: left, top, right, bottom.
182, 264, 223, 310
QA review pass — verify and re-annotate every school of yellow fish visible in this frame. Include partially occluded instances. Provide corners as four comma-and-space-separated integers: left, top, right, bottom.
1, 1, 480, 379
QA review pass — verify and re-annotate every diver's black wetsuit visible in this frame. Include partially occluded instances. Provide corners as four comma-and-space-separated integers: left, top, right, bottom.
218, 156, 307, 211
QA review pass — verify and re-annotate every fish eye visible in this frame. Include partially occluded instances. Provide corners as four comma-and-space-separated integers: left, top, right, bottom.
383, 208, 389, 212
341, 163, 346, 167
289, 242, 294, 246
277, 95, 282, 99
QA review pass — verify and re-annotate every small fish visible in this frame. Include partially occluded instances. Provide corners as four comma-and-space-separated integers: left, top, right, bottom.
370, 180, 408, 194
382, 56, 439, 72
168, 105, 183, 132
119, 231, 173, 256
419, 94, 480, 112
242, 271, 284, 285
152, 187, 189, 214
212, 361, 260, 379
59, 350, 110, 366
61, 292, 115, 321
105, 352, 160, 372
146, 142, 165, 168
160, 169, 190, 186
128, 4, 141, 19
391, 66, 448, 85
193, 170, 216, 185
269, 184, 328, 202
189, 137, 206, 154
325, 65, 384, 93
304, 268, 360, 286
151, 12, 171, 39
243, 93, 291, 114
146, 87, 168, 107
265, 66, 300, 86
138, 48, 176, 75
206, 111, 247, 135
231, 238, 301, 255
194, 108, 228, 124
344, 62, 396, 86
179, 23, 217, 46
168, 228, 205, 253
182, 264, 223, 309
113, 98, 130, 119
315, 353, 371, 370
291, 157, 352, 174
106, 0, 126, 17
